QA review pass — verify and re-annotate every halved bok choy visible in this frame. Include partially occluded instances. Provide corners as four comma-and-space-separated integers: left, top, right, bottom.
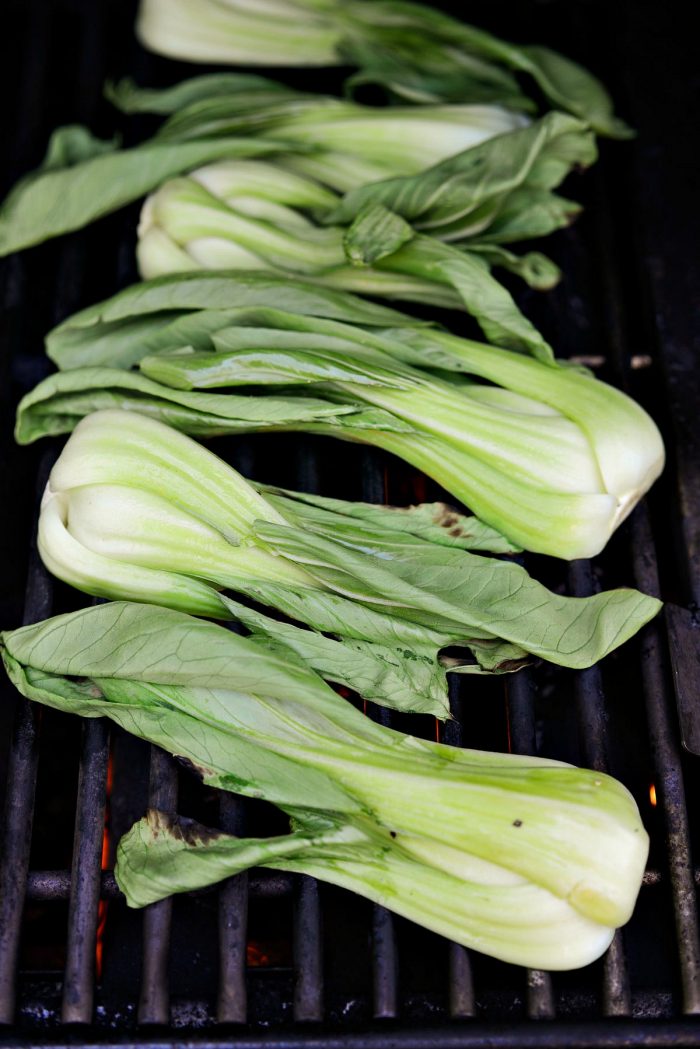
35, 411, 660, 717
18, 275, 665, 560
134, 0, 632, 138
136, 112, 597, 359
0, 72, 530, 257
0, 601, 649, 970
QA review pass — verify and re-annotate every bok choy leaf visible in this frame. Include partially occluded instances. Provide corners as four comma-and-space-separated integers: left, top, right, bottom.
33, 410, 660, 713
1, 601, 649, 970
135, 0, 632, 138
18, 279, 665, 559
135, 114, 595, 357
44, 271, 421, 371
0, 128, 288, 258
0, 73, 529, 256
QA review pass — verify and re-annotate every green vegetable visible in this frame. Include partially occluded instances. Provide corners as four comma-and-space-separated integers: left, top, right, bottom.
324, 111, 594, 240
136, 112, 596, 358
0, 126, 289, 258
35, 410, 660, 714
111, 73, 530, 191
43, 271, 422, 371
20, 280, 665, 559
0, 96, 590, 358
135, 0, 632, 138
0, 600, 649, 970
0, 72, 528, 257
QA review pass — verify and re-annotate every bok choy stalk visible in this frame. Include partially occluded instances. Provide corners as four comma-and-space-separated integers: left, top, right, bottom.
135, 0, 632, 139
0, 71, 528, 257
109, 73, 530, 193
0, 601, 649, 970
35, 411, 660, 718
19, 276, 665, 559
137, 111, 597, 358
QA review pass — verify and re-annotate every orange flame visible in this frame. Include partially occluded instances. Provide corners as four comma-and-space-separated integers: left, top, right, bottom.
95, 751, 114, 981
649, 783, 657, 807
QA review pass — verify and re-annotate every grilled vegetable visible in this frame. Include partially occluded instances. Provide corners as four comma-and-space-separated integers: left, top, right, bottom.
109, 73, 530, 192
135, 0, 632, 138
136, 112, 596, 358
0, 601, 649, 970
0, 73, 530, 257
19, 276, 665, 559
34, 409, 660, 717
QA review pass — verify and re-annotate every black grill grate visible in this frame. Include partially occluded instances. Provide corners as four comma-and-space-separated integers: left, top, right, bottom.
1, 0, 700, 1045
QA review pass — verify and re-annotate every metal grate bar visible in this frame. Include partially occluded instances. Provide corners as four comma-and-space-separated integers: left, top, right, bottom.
601, 936, 631, 1019
291, 439, 325, 1023
506, 671, 555, 1020
360, 449, 399, 1020
2, 1018, 700, 1049
443, 680, 475, 1019
369, 715, 399, 1022
0, 633, 45, 1021
591, 101, 700, 1014
371, 907, 399, 1021
630, 508, 700, 1015
568, 561, 611, 775
61, 720, 110, 1023
41, 0, 114, 1020
217, 794, 248, 1024
568, 559, 631, 1016
525, 970, 555, 1022
0, 454, 54, 1024
46, 2, 114, 1020
24, 869, 294, 901
137, 749, 178, 1025
294, 878, 324, 1022
447, 946, 475, 1020
587, 136, 695, 1017
0, 0, 55, 1019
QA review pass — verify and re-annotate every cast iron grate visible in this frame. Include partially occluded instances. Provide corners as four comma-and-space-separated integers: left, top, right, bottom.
1, 0, 700, 1046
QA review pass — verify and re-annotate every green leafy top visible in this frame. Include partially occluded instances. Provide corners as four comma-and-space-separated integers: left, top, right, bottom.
0, 69, 530, 257
327, 111, 596, 235
34, 409, 661, 701
133, 2, 632, 137
19, 282, 665, 559
1, 599, 649, 969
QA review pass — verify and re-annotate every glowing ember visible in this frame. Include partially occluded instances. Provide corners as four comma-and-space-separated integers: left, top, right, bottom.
95, 751, 114, 981
246, 940, 289, 968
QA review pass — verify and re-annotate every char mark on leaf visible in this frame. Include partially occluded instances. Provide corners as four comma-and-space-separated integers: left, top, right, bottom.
151, 808, 224, 846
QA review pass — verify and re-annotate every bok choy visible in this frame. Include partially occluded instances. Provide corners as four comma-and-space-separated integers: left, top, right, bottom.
109, 73, 530, 192
135, 0, 632, 138
0, 600, 649, 970
0, 73, 529, 257
0, 90, 590, 361
136, 111, 597, 358
18, 275, 665, 559
35, 410, 660, 716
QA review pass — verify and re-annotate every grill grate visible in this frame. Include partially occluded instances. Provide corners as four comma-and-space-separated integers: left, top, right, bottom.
1, 0, 700, 1045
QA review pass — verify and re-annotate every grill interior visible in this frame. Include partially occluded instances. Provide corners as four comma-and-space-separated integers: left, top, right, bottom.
1, 1, 700, 1045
